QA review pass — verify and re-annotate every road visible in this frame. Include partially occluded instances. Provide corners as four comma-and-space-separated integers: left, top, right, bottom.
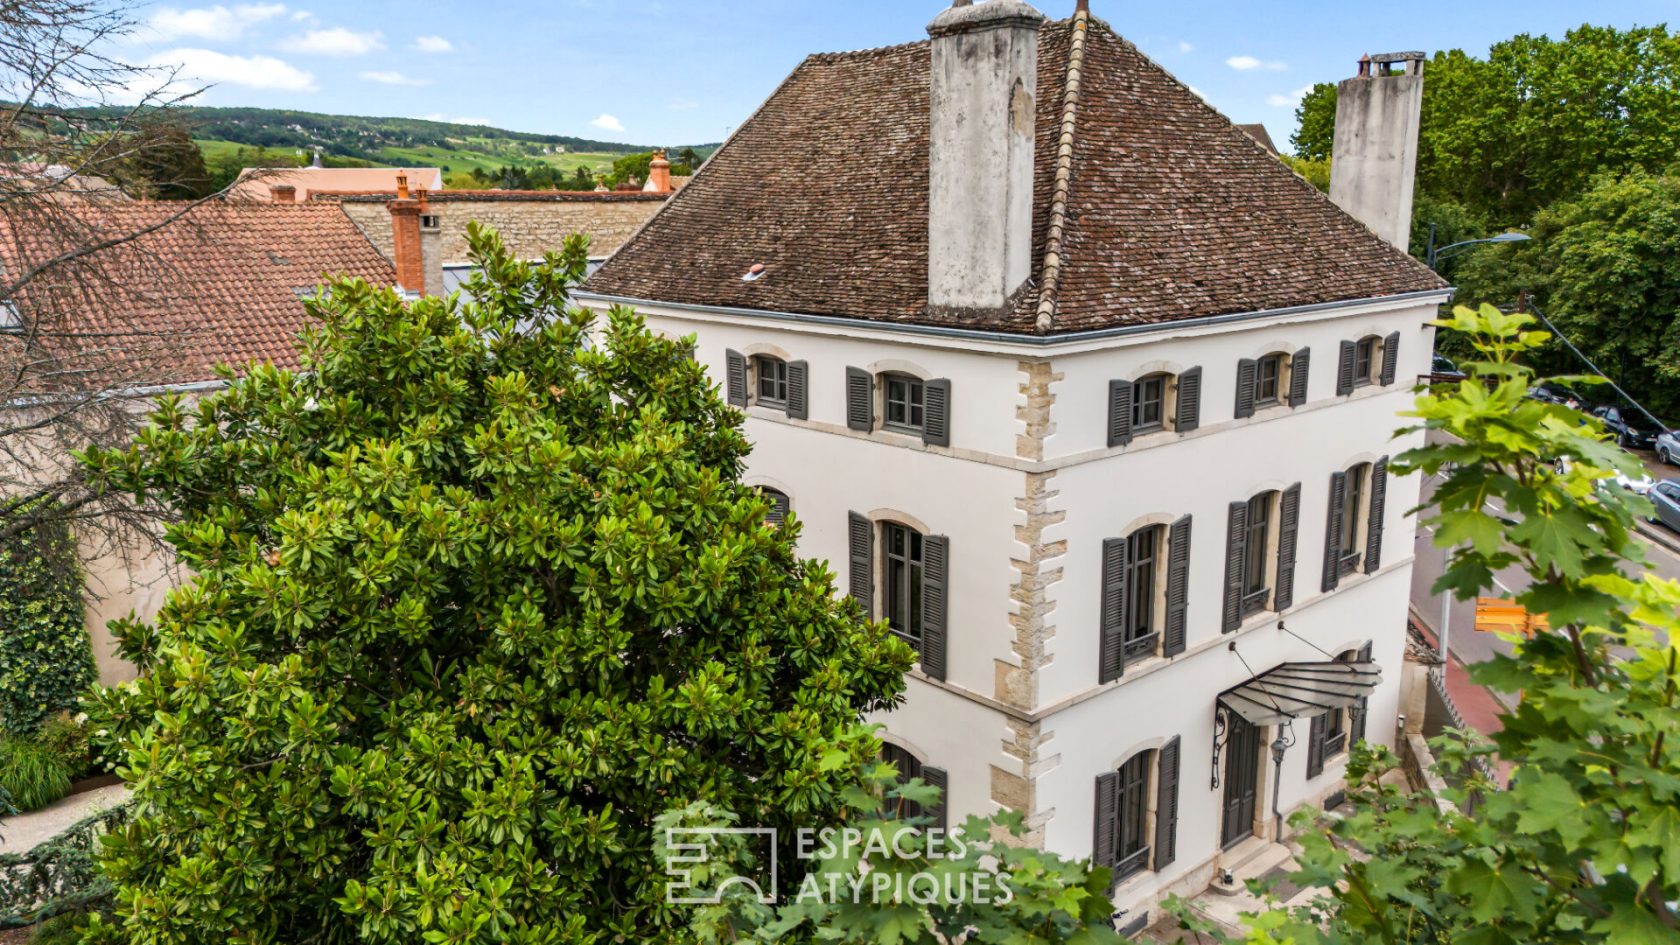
1408, 444, 1680, 672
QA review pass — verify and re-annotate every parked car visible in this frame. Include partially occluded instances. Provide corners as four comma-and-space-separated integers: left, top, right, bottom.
1591, 404, 1660, 450
1528, 382, 1585, 407
1555, 457, 1656, 496
1650, 480, 1680, 533
1656, 429, 1680, 465
1431, 354, 1466, 380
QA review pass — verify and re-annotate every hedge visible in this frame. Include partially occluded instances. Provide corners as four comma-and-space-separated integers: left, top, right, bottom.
0, 517, 95, 737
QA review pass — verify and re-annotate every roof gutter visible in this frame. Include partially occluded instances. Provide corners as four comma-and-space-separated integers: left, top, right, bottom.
571, 288, 1456, 349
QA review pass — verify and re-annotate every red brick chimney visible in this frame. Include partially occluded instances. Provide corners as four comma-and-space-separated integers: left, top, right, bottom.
270, 183, 297, 203
388, 173, 425, 296
642, 151, 673, 194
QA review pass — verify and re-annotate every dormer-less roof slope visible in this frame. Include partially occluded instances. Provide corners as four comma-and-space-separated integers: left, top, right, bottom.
586, 17, 1445, 335
0, 202, 396, 390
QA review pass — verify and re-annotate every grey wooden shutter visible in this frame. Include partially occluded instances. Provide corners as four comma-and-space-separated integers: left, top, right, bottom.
846, 367, 873, 431
923, 765, 949, 830
923, 379, 952, 447
1175, 367, 1202, 433
1100, 537, 1128, 683
725, 349, 748, 406
1274, 483, 1302, 611
1322, 471, 1347, 593
1153, 737, 1181, 869
1108, 379, 1134, 447
1351, 642, 1373, 744
1093, 772, 1119, 869
1365, 457, 1389, 573
1336, 341, 1357, 396
1288, 347, 1311, 407
1222, 501, 1248, 633
847, 512, 873, 607
921, 535, 949, 681
765, 490, 791, 527
1307, 712, 1326, 778
786, 360, 808, 420
1380, 331, 1401, 386
1163, 516, 1191, 657
1234, 359, 1258, 419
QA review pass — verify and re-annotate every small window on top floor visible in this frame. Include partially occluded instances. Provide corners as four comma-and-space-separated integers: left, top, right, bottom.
1353, 337, 1379, 388
754, 355, 788, 407
1255, 354, 1284, 407
883, 373, 926, 434
1132, 374, 1168, 434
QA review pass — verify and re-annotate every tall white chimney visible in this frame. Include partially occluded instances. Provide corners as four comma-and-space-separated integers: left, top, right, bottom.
1328, 52, 1425, 250
927, 0, 1046, 314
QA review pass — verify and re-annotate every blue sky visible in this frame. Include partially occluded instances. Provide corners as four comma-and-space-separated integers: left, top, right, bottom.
124, 0, 1680, 150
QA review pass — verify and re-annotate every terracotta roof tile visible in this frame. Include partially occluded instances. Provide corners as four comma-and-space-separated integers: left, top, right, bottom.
0, 201, 395, 389
587, 17, 1445, 335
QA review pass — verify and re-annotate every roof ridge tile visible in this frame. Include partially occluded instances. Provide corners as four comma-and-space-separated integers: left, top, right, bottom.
1032, 10, 1090, 334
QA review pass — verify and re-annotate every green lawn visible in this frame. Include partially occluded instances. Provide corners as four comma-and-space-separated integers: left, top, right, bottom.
196, 137, 634, 189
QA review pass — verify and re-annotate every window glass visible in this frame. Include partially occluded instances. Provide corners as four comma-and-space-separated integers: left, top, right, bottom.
1339, 465, 1367, 566
884, 374, 926, 432
880, 743, 926, 819
1132, 374, 1167, 431
883, 522, 925, 644
755, 356, 788, 405
1354, 338, 1377, 386
1242, 492, 1273, 614
1125, 527, 1161, 659
1115, 752, 1152, 880
1256, 354, 1283, 405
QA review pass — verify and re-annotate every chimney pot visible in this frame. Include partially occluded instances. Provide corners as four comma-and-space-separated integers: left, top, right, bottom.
269, 183, 297, 203
396, 172, 410, 200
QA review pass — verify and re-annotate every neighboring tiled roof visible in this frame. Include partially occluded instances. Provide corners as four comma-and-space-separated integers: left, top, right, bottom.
1236, 123, 1280, 155
587, 16, 1446, 335
310, 190, 667, 204
0, 201, 396, 389
229, 166, 445, 202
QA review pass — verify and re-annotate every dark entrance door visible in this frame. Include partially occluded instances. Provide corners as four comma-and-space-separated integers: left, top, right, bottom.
1221, 711, 1260, 849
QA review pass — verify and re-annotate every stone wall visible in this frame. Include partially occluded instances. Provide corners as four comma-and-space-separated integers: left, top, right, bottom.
325, 192, 669, 265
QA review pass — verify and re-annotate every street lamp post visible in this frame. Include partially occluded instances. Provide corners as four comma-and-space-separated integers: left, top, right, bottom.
1425, 227, 1531, 271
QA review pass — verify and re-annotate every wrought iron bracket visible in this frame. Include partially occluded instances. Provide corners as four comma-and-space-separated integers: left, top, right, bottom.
1210, 705, 1229, 790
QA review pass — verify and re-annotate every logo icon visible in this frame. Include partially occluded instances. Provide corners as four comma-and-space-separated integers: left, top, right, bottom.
663, 827, 779, 904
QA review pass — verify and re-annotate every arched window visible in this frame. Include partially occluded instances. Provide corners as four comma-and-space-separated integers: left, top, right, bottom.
754, 355, 788, 406
1353, 336, 1381, 388
881, 521, 925, 645
1332, 463, 1371, 576
1241, 491, 1276, 615
1123, 525, 1163, 660
1131, 373, 1169, 433
759, 488, 791, 527
1235, 349, 1307, 418
882, 372, 926, 434
879, 742, 948, 825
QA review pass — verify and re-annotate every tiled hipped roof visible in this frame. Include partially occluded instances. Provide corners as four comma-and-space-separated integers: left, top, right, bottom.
0, 202, 396, 389
586, 16, 1445, 335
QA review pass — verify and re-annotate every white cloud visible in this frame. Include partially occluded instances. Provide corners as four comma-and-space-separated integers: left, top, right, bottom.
1178, 41, 1194, 53
590, 113, 625, 133
1227, 55, 1287, 72
668, 97, 699, 111
1267, 84, 1315, 108
147, 4, 289, 41
1186, 85, 1207, 100
360, 70, 432, 86
413, 35, 453, 53
279, 27, 385, 56
154, 47, 317, 91
290, 8, 314, 20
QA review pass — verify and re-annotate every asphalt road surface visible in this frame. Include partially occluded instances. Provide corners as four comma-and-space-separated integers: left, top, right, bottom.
1408, 444, 1680, 670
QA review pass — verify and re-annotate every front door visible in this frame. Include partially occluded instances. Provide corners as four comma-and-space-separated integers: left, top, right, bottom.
1221, 712, 1261, 849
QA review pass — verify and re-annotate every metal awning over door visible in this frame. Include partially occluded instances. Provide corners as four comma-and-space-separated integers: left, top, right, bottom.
1217, 661, 1382, 727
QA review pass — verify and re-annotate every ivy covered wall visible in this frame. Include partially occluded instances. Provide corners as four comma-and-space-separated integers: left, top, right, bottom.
0, 518, 95, 736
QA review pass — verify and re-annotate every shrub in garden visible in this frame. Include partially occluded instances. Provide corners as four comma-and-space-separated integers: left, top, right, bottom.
0, 737, 72, 812
0, 514, 95, 738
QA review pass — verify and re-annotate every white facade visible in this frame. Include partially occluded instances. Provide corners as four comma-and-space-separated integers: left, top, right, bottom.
581, 286, 1449, 913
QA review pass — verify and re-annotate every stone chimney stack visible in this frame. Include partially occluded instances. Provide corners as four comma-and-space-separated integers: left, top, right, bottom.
643, 151, 673, 194
926, 0, 1046, 314
269, 183, 296, 203
389, 173, 426, 296
1329, 52, 1425, 250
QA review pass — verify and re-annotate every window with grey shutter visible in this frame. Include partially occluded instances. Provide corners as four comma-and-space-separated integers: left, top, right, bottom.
845, 367, 873, 431
786, 360, 808, 420
1163, 516, 1191, 656
1351, 642, 1373, 744
1234, 359, 1258, 419
1288, 348, 1311, 407
920, 535, 948, 681
1307, 712, 1326, 778
725, 349, 747, 406
1108, 379, 1134, 447
1274, 483, 1301, 611
923, 765, 949, 830
762, 489, 791, 527
1380, 332, 1400, 386
1100, 537, 1128, 683
1153, 736, 1181, 869
1222, 501, 1247, 633
1336, 341, 1357, 396
1365, 457, 1389, 573
923, 379, 952, 447
1093, 772, 1119, 871
1322, 471, 1347, 592
1175, 367, 1202, 432
847, 512, 873, 607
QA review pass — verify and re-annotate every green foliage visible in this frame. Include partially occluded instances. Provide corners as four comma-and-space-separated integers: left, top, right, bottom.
0, 516, 95, 738
665, 761, 1123, 945
0, 804, 131, 930
1453, 168, 1680, 418
1195, 304, 1680, 944
34, 714, 98, 783
1289, 82, 1336, 161
606, 151, 695, 189
78, 224, 913, 945
31, 912, 94, 945
0, 738, 72, 813
94, 122, 214, 199
1279, 155, 1328, 193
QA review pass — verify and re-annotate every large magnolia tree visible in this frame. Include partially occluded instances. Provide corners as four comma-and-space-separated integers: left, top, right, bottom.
80, 228, 913, 945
